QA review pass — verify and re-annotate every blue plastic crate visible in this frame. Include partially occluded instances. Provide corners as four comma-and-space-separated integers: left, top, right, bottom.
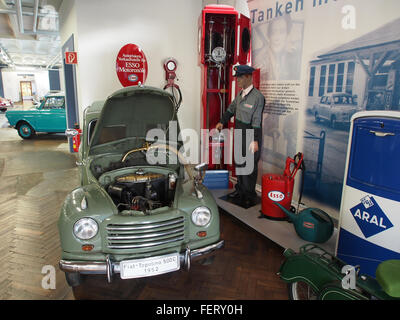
202, 170, 229, 189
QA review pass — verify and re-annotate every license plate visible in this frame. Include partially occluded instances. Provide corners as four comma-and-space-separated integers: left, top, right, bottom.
120, 253, 180, 279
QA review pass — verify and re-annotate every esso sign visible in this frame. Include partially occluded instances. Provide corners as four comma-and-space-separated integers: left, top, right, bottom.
267, 191, 285, 202
116, 44, 148, 87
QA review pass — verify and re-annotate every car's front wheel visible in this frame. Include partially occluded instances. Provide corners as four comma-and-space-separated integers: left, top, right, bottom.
197, 256, 216, 266
17, 122, 35, 139
65, 272, 83, 287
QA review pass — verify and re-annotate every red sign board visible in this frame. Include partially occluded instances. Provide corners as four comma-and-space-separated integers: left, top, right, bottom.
116, 44, 148, 87
65, 51, 78, 64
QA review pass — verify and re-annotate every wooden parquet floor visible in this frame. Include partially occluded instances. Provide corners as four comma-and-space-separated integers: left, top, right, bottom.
0, 131, 77, 300
0, 129, 289, 300
72, 211, 289, 300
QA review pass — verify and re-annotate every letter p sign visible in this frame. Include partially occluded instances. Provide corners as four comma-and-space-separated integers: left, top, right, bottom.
65, 51, 78, 64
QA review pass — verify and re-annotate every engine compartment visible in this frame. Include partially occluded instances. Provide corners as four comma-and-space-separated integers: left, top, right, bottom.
106, 168, 177, 213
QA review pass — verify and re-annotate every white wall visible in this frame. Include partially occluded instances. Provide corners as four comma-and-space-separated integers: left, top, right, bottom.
1, 69, 50, 102
60, 0, 206, 133
59, 0, 250, 133
33, 71, 50, 97
202, 0, 249, 17
2, 71, 19, 101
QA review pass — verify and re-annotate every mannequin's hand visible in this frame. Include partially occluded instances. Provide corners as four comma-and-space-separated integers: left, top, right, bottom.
249, 141, 259, 154
216, 122, 223, 131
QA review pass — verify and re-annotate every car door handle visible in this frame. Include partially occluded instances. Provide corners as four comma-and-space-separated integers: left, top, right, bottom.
369, 130, 395, 137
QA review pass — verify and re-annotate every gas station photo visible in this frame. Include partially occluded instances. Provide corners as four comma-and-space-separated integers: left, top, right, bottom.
0, 0, 399, 305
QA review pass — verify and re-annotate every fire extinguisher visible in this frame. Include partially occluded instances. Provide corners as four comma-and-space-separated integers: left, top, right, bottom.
72, 124, 82, 153
209, 129, 225, 169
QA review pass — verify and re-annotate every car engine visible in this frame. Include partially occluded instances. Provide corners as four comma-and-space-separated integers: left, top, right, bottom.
107, 169, 177, 213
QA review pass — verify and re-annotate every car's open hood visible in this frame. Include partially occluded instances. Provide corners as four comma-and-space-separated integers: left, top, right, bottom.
88, 86, 179, 155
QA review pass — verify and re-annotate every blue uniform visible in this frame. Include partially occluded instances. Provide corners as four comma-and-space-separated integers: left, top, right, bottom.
220, 86, 265, 202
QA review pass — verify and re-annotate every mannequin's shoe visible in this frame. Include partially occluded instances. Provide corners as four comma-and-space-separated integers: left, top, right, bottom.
227, 190, 241, 199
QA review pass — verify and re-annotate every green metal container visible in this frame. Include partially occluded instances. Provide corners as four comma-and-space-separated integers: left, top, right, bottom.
275, 202, 334, 243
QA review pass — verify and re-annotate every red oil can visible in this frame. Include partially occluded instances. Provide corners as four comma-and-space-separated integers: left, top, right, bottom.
261, 153, 304, 220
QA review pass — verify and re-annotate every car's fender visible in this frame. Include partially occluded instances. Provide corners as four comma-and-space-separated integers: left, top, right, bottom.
174, 180, 221, 247
6, 111, 37, 129
58, 183, 118, 253
318, 281, 369, 300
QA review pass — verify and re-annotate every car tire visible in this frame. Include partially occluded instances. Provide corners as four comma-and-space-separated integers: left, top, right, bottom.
197, 255, 216, 266
17, 122, 35, 139
314, 112, 320, 123
65, 272, 82, 287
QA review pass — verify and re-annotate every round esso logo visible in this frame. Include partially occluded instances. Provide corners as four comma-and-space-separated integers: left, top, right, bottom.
128, 74, 138, 82
268, 191, 285, 202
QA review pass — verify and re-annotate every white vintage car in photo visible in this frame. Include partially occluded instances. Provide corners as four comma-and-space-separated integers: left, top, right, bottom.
313, 93, 359, 129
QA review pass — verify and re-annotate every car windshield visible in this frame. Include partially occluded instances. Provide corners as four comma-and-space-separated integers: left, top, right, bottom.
333, 95, 354, 105
43, 97, 64, 109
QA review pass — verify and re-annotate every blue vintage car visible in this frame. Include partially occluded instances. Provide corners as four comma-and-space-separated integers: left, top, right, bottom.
6, 93, 66, 139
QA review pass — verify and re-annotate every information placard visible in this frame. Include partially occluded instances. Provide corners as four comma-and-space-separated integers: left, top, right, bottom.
116, 44, 148, 87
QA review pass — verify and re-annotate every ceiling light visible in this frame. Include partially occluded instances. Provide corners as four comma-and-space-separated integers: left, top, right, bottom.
0, 45, 14, 66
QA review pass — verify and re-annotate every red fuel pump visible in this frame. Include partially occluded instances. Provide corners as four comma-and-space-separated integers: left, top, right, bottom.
198, 4, 252, 172
261, 153, 304, 220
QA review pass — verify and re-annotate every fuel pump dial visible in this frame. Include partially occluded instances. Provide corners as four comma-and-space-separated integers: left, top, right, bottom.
211, 47, 226, 63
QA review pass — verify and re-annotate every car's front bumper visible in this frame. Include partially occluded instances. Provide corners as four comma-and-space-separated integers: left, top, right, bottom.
59, 240, 224, 282
335, 117, 351, 123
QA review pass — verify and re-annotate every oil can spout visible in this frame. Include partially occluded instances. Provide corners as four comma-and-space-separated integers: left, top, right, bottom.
274, 202, 297, 222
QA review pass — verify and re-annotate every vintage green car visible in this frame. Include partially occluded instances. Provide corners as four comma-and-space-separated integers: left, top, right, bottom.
6, 93, 66, 139
58, 85, 224, 287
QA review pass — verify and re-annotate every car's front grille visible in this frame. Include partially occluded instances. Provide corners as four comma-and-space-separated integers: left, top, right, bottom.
106, 216, 185, 250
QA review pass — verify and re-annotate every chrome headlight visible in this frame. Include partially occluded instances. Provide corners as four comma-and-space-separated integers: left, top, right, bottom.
191, 206, 211, 227
73, 218, 98, 240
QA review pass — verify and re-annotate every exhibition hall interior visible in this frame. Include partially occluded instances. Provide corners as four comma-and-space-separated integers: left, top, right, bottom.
0, 0, 399, 302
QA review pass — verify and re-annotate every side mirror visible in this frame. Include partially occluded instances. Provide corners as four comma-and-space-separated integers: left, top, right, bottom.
65, 128, 79, 137
194, 163, 208, 172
